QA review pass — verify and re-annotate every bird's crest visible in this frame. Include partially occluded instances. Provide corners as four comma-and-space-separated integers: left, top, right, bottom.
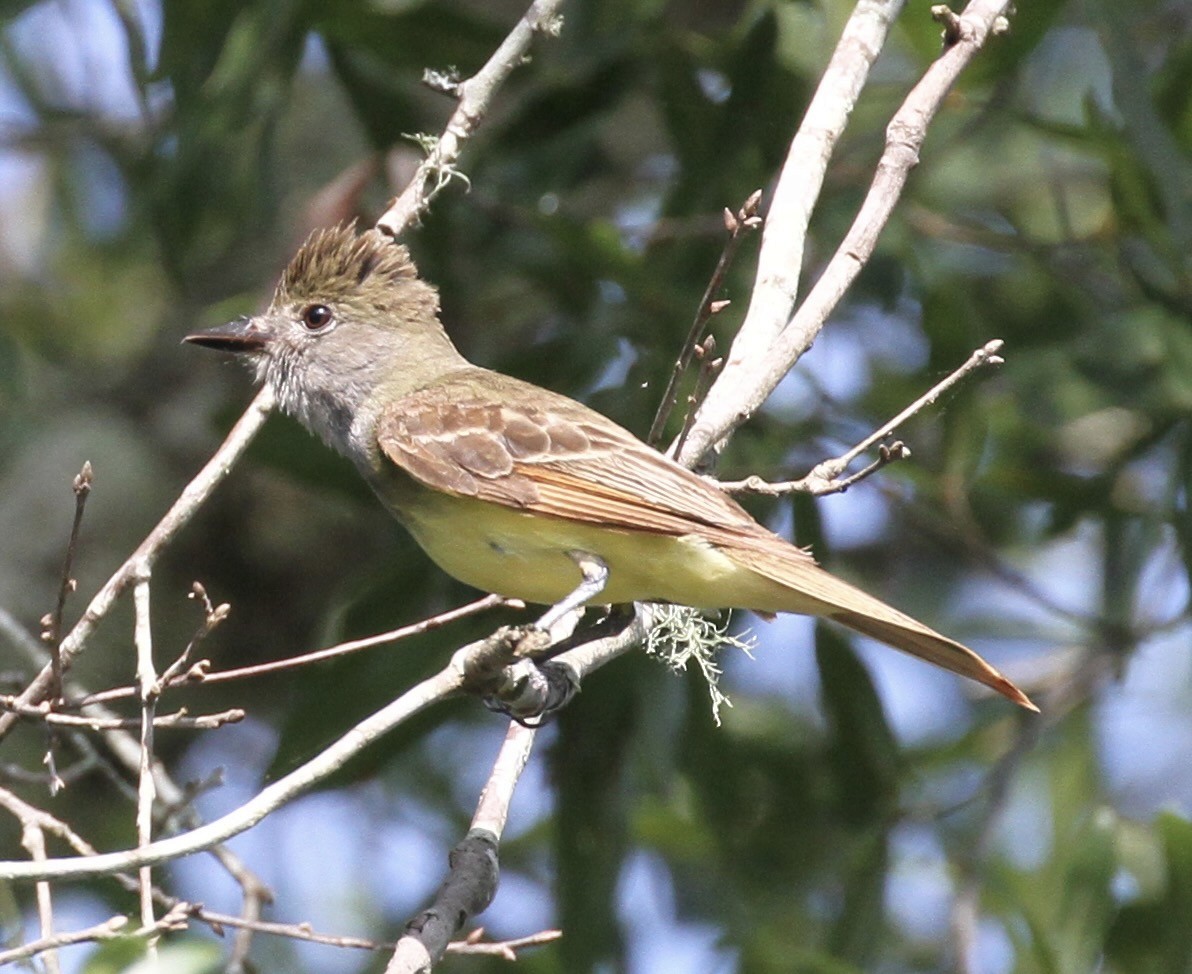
273, 223, 439, 317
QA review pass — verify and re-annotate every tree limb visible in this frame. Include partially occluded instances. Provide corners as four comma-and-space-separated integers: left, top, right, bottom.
682, 0, 1014, 465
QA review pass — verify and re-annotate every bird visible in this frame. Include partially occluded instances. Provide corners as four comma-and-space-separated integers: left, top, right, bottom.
186, 223, 1035, 711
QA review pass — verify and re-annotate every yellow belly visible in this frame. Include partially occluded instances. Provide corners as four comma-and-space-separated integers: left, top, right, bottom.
394, 487, 772, 609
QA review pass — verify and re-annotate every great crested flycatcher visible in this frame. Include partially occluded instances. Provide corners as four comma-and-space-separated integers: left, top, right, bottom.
186, 224, 1035, 711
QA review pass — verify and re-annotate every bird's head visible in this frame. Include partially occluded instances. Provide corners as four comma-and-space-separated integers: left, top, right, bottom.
186, 223, 460, 452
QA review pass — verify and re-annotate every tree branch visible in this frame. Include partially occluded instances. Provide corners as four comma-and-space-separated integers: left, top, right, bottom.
387, 721, 537, 973
375, 0, 566, 236
717, 340, 1005, 496
0, 386, 276, 742
0, 648, 466, 881
682, 0, 1014, 465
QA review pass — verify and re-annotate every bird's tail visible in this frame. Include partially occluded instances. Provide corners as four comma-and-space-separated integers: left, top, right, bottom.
724, 537, 1037, 712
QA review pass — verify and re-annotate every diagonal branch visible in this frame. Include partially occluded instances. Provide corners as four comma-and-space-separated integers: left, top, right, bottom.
375, 0, 566, 236
717, 340, 1005, 496
0, 388, 275, 743
682, 0, 1015, 466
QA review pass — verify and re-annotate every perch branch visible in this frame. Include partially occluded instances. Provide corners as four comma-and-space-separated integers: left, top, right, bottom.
387, 721, 537, 973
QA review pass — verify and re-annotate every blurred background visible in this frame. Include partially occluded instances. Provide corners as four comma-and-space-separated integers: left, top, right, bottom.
0, 0, 1189, 971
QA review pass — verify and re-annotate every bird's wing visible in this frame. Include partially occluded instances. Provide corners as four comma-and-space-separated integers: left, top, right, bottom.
374, 375, 765, 538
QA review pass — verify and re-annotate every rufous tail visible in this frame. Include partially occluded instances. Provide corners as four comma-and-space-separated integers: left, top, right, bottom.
726, 539, 1038, 712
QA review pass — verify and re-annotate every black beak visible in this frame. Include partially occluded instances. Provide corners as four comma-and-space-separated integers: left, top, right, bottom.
184, 317, 270, 353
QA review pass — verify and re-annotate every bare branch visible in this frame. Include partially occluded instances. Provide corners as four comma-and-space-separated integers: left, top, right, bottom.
0, 586, 637, 884
132, 570, 160, 958
43, 461, 93, 705
155, 582, 230, 689
647, 190, 762, 448
0, 653, 465, 881
670, 338, 723, 463
0, 386, 276, 743
718, 340, 1004, 496
0, 698, 245, 730
74, 593, 516, 707
0, 915, 131, 966
683, 0, 1014, 466
20, 809, 60, 973
375, 0, 566, 236
446, 928, 562, 959
471, 721, 536, 837
387, 722, 537, 973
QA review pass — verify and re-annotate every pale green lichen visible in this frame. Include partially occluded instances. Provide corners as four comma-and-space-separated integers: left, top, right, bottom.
644, 605, 755, 726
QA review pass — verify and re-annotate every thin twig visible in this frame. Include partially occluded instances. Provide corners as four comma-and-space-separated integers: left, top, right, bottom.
0, 698, 245, 730
0, 594, 645, 883
718, 340, 1004, 496
0, 654, 466, 881
671, 337, 723, 463
43, 462, 93, 704
0, 785, 274, 964
73, 593, 517, 708
0, 607, 276, 943
446, 928, 562, 959
156, 582, 229, 689
0, 916, 131, 966
647, 191, 762, 447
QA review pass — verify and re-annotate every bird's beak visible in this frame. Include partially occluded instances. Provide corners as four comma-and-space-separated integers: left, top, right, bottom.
184, 316, 271, 353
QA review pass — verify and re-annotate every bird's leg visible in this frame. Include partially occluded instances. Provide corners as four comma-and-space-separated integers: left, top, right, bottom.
535, 551, 609, 634
473, 553, 606, 725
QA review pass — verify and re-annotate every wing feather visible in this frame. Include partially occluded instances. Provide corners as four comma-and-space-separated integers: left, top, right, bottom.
375, 371, 763, 536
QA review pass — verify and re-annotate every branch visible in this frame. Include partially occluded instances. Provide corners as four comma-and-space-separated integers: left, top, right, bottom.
459, 604, 649, 722
446, 928, 562, 959
0, 592, 640, 883
73, 593, 517, 706
717, 340, 1005, 496
375, 0, 566, 236
0, 698, 245, 730
387, 721, 537, 973
43, 461, 93, 703
0, 784, 279, 965
647, 191, 762, 448
0, 386, 276, 743
132, 571, 159, 957
0, 649, 466, 881
682, 0, 1014, 465
0, 916, 132, 966
18, 800, 60, 973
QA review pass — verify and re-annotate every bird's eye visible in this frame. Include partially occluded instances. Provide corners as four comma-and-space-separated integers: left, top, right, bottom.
301, 304, 334, 331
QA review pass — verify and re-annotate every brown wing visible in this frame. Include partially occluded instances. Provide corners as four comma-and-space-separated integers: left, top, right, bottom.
375, 370, 763, 537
